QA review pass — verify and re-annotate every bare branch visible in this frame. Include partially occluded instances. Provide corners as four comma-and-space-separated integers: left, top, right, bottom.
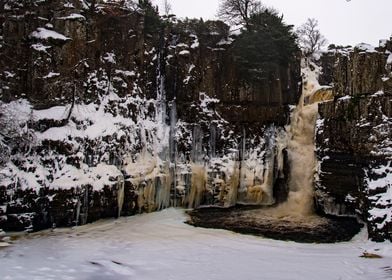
296, 18, 327, 58
217, 0, 263, 29
162, 0, 172, 16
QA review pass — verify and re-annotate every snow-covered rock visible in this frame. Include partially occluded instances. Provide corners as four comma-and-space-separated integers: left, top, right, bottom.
30, 28, 70, 41
316, 40, 392, 241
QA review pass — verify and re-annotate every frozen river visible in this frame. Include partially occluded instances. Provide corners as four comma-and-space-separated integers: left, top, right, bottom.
0, 208, 391, 280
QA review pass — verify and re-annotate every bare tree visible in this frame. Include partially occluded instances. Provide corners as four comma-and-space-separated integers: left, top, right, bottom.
217, 0, 262, 29
296, 18, 327, 58
162, 0, 172, 16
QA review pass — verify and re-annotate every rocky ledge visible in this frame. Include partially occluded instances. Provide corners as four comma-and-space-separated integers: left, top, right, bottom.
187, 206, 362, 243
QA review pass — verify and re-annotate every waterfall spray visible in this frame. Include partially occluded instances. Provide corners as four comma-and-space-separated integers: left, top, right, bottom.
270, 62, 333, 217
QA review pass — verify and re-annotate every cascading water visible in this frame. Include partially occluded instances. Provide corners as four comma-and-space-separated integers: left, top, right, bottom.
117, 174, 125, 218
277, 91, 318, 215
188, 125, 207, 208
268, 62, 333, 217
238, 127, 247, 198
191, 125, 203, 163
75, 198, 81, 226
209, 123, 217, 158
169, 100, 178, 207
188, 164, 207, 208
77, 186, 89, 226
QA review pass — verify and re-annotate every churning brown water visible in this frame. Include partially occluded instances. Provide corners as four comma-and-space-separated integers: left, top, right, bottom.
262, 63, 332, 219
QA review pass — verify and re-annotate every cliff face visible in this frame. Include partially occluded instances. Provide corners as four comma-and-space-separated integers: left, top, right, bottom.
316, 42, 392, 241
3, 1, 389, 242
0, 1, 300, 231
319, 43, 392, 97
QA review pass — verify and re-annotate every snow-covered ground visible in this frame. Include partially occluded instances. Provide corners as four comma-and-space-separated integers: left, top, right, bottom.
0, 209, 391, 280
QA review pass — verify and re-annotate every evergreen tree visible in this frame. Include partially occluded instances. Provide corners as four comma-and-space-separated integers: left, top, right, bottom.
232, 8, 299, 82
138, 0, 162, 35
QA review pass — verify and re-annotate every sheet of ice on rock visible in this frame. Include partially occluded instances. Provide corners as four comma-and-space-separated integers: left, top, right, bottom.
0, 209, 391, 280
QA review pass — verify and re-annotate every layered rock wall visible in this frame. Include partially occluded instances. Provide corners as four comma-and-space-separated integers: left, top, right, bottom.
0, 0, 300, 231
316, 41, 392, 241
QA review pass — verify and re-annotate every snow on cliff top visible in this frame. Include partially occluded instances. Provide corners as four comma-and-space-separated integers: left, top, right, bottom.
355, 43, 377, 53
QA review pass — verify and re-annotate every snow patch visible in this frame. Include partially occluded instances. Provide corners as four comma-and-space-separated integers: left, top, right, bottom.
366, 163, 392, 230
31, 43, 51, 53
338, 95, 352, 101
42, 72, 60, 79
355, 43, 377, 53
217, 38, 233, 46
51, 163, 122, 191
190, 35, 200, 49
31, 28, 70, 41
178, 50, 190, 56
57, 13, 85, 20
102, 52, 116, 64
0, 209, 391, 280
387, 53, 392, 65
115, 70, 136, 77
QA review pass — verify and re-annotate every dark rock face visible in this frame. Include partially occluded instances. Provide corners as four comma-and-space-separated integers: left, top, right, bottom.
0, 0, 300, 232
164, 21, 300, 127
316, 41, 392, 242
319, 43, 391, 97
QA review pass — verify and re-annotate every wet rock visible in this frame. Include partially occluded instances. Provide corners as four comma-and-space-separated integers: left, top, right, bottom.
187, 206, 362, 243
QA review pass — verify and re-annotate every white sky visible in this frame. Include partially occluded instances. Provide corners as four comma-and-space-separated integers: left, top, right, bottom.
153, 0, 392, 46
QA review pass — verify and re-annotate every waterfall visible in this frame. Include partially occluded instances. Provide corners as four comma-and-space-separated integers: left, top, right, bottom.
188, 164, 207, 208
155, 174, 172, 210
79, 186, 89, 225
83, 187, 89, 224
75, 198, 81, 226
238, 127, 246, 196
252, 150, 275, 205
191, 125, 203, 164
270, 62, 332, 217
282, 93, 319, 216
117, 175, 125, 218
235, 125, 278, 206
169, 100, 178, 207
260, 126, 277, 205
155, 39, 169, 162
75, 186, 89, 226
128, 36, 175, 213
209, 123, 217, 158
188, 125, 207, 208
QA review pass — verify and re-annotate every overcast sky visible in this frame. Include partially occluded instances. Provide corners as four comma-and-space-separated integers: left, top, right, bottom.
152, 0, 392, 46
